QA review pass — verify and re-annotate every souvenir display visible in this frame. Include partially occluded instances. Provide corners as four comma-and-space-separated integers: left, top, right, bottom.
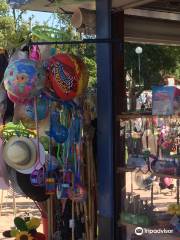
120, 194, 153, 227
119, 109, 180, 239
152, 86, 180, 115
0, 45, 96, 240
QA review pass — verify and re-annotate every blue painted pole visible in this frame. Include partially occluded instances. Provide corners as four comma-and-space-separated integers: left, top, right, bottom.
96, 0, 114, 239
96, 1, 126, 239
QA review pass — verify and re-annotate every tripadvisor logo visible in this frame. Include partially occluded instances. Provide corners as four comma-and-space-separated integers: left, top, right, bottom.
135, 227, 143, 236
135, 227, 174, 235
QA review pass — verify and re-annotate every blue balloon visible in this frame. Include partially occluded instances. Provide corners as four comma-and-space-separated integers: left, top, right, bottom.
25, 97, 49, 121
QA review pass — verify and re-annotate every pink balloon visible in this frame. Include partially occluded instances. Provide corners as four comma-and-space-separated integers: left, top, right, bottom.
29, 45, 41, 61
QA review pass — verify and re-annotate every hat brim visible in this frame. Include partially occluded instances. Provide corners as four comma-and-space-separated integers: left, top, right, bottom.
3, 136, 37, 171
8, 167, 25, 195
17, 139, 46, 174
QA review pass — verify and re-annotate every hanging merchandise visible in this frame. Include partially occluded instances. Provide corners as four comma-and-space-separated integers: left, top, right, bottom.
0, 86, 7, 125
0, 34, 97, 239
47, 53, 89, 100
4, 59, 46, 103
152, 86, 180, 116
2, 136, 46, 174
0, 122, 36, 140
9, 47, 29, 64
29, 45, 41, 62
48, 111, 68, 144
19, 95, 50, 130
25, 96, 49, 121
30, 97, 46, 186
3, 136, 37, 171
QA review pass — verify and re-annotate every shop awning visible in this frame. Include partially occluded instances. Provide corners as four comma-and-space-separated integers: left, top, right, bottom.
8, 0, 158, 12
8, 0, 180, 45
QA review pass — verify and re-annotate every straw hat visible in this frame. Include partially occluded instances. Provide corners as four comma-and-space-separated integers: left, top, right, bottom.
17, 139, 46, 174
3, 136, 36, 171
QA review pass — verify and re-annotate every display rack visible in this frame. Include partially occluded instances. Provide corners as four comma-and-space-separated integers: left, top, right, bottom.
117, 112, 180, 238
116, 112, 180, 121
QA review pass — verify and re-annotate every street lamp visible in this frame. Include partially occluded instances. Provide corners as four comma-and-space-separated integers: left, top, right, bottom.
135, 46, 143, 85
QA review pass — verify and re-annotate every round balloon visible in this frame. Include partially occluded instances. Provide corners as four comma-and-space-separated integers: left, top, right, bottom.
25, 97, 49, 121
48, 54, 89, 101
4, 59, 46, 100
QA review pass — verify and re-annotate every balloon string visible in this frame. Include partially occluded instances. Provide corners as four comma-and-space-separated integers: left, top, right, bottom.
74, 144, 77, 175
34, 97, 42, 168
48, 101, 53, 172
65, 110, 70, 170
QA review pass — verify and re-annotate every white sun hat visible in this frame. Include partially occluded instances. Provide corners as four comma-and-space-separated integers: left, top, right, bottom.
3, 136, 37, 171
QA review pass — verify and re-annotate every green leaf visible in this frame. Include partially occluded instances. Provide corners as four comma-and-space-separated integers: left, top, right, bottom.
14, 217, 28, 231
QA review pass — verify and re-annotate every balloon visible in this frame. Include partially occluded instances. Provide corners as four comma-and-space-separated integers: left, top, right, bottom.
47, 54, 89, 101
4, 59, 46, 100
25, 97, 49, 121
7, 92, 31, 104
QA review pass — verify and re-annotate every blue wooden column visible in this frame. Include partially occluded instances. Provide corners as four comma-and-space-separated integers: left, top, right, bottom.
96, 1, 125, 239
96, 0, 114, 239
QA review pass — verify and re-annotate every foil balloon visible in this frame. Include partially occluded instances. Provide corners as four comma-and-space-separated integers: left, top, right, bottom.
29, 45, 41, 62
4, 59, 46, 101
48, 53, 89, 101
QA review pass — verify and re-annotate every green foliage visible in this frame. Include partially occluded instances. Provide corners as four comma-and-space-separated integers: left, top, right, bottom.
56, 13, 97, 87
125, 43, 180, 90
84, 57, 97, 87
0, 0, 30, 50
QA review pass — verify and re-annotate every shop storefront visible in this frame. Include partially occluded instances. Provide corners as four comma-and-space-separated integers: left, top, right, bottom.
0, 0, 180, 240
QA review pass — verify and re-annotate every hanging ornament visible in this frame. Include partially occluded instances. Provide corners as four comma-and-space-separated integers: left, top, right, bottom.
47, 111, 68, 144
45, 177, 56, 195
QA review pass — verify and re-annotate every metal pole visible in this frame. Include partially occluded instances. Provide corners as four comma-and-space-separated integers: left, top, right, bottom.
29, 38, 122, 46
138, 54, 141, 84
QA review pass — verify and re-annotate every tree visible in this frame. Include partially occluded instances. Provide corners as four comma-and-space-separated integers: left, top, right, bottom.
125, 43, 180, 89
125, 43, 180, 110
0, 0, 30, 51
55, 13, 97, 87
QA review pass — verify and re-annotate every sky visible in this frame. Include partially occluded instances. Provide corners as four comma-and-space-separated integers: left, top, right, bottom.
23, 10, 57, 26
